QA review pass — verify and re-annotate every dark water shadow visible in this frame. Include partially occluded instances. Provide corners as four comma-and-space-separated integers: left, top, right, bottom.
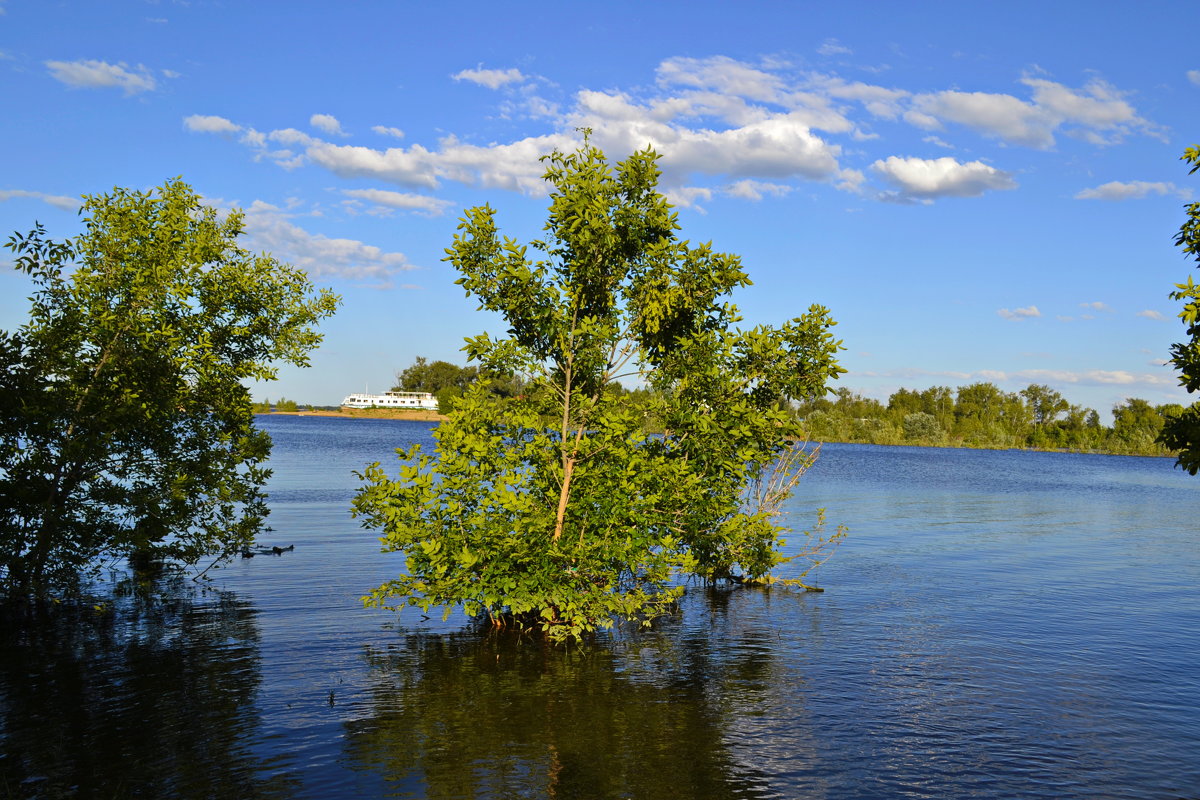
0, 577, 296, 799
342, 588, 802, 800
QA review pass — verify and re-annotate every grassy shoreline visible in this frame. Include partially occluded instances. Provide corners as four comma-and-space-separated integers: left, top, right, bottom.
810, 435, 1177, 460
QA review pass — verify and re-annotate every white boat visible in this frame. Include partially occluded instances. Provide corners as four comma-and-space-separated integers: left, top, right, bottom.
341, 390, 439, 410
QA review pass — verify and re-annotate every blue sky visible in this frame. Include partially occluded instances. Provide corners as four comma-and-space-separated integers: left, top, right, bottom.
1, 1, 1197, 419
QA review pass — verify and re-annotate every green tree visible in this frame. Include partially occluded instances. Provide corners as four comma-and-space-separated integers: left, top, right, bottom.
1, 179, 339, 596
393, 356, 477, 395
1111, 398, 1165, 451
393, 356, 524, 410
1159, 144, 1200, 474
1021, 383, 1069, 426
353, 141, 844, 638
902, 412, 943, 442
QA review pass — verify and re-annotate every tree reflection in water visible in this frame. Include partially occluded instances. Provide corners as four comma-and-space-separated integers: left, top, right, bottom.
344, 589, 789, 800
0, 577, 295, 799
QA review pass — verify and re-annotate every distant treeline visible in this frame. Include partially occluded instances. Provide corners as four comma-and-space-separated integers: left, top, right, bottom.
392, 357, 526, 407
796, 383, 1180, 456
392, 358, 1180, 457
252, 398, 309, 413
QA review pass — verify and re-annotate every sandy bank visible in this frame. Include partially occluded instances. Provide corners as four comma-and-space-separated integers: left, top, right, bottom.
258, 408, 447, 422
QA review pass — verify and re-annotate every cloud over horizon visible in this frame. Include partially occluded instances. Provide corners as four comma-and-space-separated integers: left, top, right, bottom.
997, 305, 1042, 320
46, 59, 158, 94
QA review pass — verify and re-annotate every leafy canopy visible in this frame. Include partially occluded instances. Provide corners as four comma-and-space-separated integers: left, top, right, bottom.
1159, 145, 1200, 474
353, 141, 844, 638
0, 179, 340, 596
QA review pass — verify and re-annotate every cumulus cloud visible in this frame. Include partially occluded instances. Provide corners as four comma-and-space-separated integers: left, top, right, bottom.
910, 90, 1050, 147
0, 188, 78, 211
663, 186, 714, 209
184, 114, 241, 134
452, 66, 526, 89
310, 113, 347, 136
45, 59, 158, 94
804, 73, 908, 119
817, 38, 853, 56
1138, 309, 1167, 320
908, 77, 1154, 148
1190, 70, 1200, 87
1079, 301, 1112, 312
872, 156, 1017, 202
372, 125, 405, 138
997, 305, 1041, 320
306, 131, 572, 194
657, 56, 785, 103
724, 179, 792, 201
341, 188, 453, 216
1075, 180, 1186, 200
184, 57, 1161, 207
241, 201, 415, 285
996, 368, 1173, 387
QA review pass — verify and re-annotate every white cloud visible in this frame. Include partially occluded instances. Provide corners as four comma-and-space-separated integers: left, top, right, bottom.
922, 135, 954, 149
836, 168, 867, 193
372, 125, 405, 139
341, 188, 453, 216
997, 305, 1041, 320
310, 113, 347, 136
657, 56, 785, 103
241, 201, 415, 285
805, 73, 908, 119
270, 128, 321, 148
911, 90, 1051, 147
310, 131, 573, 194
0, 188, 78, 211
724, 179, 792, 201
1079, 301, 1112, 312
909, 77, 1154, 149
191, 58, 1162, 208
872, 156, 1017, 201
45, 59, 158, 94
1189, 70, 1200, 87
817, 38, 853, 57
1075, 180, 1187, 200
996, 368, 1173, 387
452, 66, 526, 89
657, 114, 843, 181
1138, 309, 1167, 320
241, 128, 266, 147
183, 114, 241, 134
664, 186, 714, 209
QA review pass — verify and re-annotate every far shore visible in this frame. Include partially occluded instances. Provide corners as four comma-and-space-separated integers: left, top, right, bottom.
257, 408, 448, 422
256, 410, 1177, 460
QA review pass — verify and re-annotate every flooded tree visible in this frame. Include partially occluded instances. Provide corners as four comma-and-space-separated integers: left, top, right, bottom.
354, 139, 845, 638
0, 180, 339, 597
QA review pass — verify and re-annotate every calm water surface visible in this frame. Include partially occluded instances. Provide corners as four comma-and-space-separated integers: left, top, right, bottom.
2, 415, 1197, 799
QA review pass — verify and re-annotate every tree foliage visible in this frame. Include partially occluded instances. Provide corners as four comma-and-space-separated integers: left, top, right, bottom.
392, 355, 523, 410
1159, 144, 1200, 474
353, 141, 845, 638
0, 179, 339, 596
797, 381, 1173, 454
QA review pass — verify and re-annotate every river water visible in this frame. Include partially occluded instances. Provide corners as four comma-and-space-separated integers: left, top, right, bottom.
2, 415, 1197, 799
